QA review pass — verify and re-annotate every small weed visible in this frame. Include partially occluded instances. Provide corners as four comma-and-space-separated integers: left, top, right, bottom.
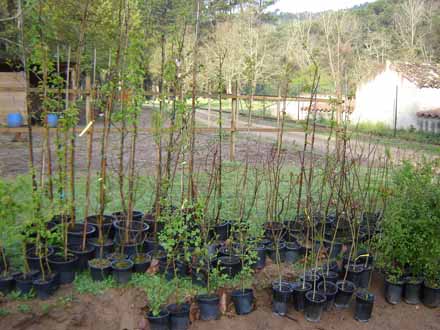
17, 304, 32, 314
58, 294, 74, 306
0, 308, 10, 317
74, 272, 116, 295
40, 303, 51, 315
7, 290, 35, 301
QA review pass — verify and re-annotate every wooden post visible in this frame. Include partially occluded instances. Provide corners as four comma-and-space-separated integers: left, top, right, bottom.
85, 75, 91, 123
277, 86, 281, 127
207, 83, 211, 128
230, 81, 237, 161
394, 85, 398, 137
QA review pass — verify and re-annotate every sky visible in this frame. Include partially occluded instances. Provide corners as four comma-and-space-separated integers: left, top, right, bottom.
269, 0, 377, 13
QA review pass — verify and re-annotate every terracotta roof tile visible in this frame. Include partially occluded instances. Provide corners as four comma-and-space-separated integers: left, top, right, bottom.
391, 62, 440, 89
416, 109, 440, 118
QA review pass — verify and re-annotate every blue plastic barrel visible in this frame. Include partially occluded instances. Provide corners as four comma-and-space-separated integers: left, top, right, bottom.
47, 113, 58, 128
7, 113, 24, 127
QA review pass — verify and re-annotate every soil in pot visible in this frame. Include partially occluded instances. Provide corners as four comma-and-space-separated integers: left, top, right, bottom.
197, 294, 220, 321
67, 223, 96, 246
404, 277, 423, 305
317, 281, 338, 311
130, 253, 151, 273
304, 290, 327, 322
218, 255, 241, 277
354, 289, 374, 322
231, 288, 254, 315
106, 252, 129, 262
32, 273, 58, 300
167, 303, 189, 330
384, 277, 404, 305
284, 241, 302, 264
111, 259, 133, 284
68, 244, 95, 271
88, 258, 112, 281
88, 238, 114, 259
0, 274, 15, 295
48, 253, 79, 284
147, 309, 170, 330
266, 241, 286, 263
272, 281, 293, 316
214, 221, 232, 241
335, 280, 355, 309
291, 281, 312, 312
422, 281, 440, 308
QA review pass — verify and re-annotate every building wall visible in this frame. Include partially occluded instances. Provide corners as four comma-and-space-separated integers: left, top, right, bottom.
0, 72, 26, 125
353, 68, 440, 129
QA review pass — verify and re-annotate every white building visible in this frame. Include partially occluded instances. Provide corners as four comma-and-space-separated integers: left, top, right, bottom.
353, 62, 440, 131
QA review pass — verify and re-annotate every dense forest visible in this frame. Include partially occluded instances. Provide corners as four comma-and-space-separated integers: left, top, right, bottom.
0, 0, 439, 97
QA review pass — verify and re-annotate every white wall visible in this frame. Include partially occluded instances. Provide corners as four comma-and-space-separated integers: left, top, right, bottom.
353, 68, 440, 129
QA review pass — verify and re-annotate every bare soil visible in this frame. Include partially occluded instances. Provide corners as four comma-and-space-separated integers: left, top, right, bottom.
0, 271, 438, 330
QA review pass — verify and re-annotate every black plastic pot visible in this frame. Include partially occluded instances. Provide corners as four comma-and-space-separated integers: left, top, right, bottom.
130, 253, 151, 273
88, 238, 114, 259
252, 244, 266, 269
0, 274, 15, 295
214, 221, 232, 241
106, 252, 129, 262
33, 273, 58, 300
191, 266, 207, 287
197, 294, 220, 321
14, 271, 39, 295
324, 240, 343, 259
354, 289, 374, 322
319, 270, 339, 284
112, 210, 144, 222
317, 281, 338, 311
25, 246, 54, 272
384, 278, 404, 305
231, 288, 254, 315
86, 214, 116, 240
284, 241, 302, 264
113, 220, 149, 245
116, 242, 143, 257
358, 265, 372, 289
335, 280, 355, 309
144, 239, 164, 254
291, 281, 312, 311
322, 260, 339, 274
218, 255, 241, 277
264, 221, 284, 240
111, 259, 133, 284
68, 244, 95, 272
48, 254, 79, 284
147, 309, 170, 330
67, 223, 96, 246
272, 281, 293, 316
345, 263, 364, 288
404, 277, 423, 305
266, 241, 286, 263
167, 304, 189, 330
304, 291, 326, 323
422, 282, 440, 308
88, 258, 112, 281
300, 271, 321, 287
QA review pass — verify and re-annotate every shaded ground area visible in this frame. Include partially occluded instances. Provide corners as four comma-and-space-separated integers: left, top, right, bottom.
0, 271, 438, 330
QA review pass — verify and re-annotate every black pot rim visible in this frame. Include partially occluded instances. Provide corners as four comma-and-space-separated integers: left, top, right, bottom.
317, 281, 338, 294
113, 219, 149, 233
272, 281, 292, 293
88, 258, 112, 269
336, 280, 356, 292
147, 309, 170, 319
68, 244, 95, 254
305, 290, 327, 303
166, 303, 190, 315
197, 294, 220, 303
48, 253, 78, 265
231, 288, 253, 297
67, 223, 96, 235
291, 280, 312, 292
355, 289, 375, 302
218, 255, 240, 265
111, 259, 134, 271
86, 214, 115, 224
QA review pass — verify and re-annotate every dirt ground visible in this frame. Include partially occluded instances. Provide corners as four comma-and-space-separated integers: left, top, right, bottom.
0, 270, 438, 330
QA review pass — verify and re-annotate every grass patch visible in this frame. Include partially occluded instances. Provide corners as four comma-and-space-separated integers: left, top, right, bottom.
74, 272, 117, 295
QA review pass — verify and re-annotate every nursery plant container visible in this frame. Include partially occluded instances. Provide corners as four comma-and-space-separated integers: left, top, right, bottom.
284, 241, 302, 264
167, 304, 190, 330
67, 223, 96, 246
86, 214, 116, 240
384, 277, 404, 305
422, 282, 440, 308
345, 263, 364, 288
130, 253, 151, 273
88, 258, 112, 281
113, 220, 148, 244
317, 281, 338, 311
0, 274, 15, 295
231, 288, 254, 315
191, 266, 207, 287
112, 210, 144, 222
252, 244, 266, 269
304, 291, 327, 322
264, 221, 284, 240
300, 271, 321, 287
266, 241, 286, 263
214, 220, 232, 241
218, 255, 241, 277
111, 259, 133, 284
116, 242, 143, 257
272, 281, 293, 316
358, 265, 372, 289
48, 253, 79, 284
147, 309, 170, 330
324, 240, 343, 259
335, 280, 355, 309
7, 112, 23, 127
145, 218, 165, 236
404, 277, 423, 305
322, 260, 339, 274
354, 289, 374, 322
89, 238, 114, 258
144, 238, 164, 254
106, 252, 129, 262
33, 273, 58, 300
291, 281, 312, 311
26, 246, 54, 272
68, 244, 95, 271
197, 294, 220, 320
14, 271, 39, 295
319, 270, 339, 284
47, 113, 58, 127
